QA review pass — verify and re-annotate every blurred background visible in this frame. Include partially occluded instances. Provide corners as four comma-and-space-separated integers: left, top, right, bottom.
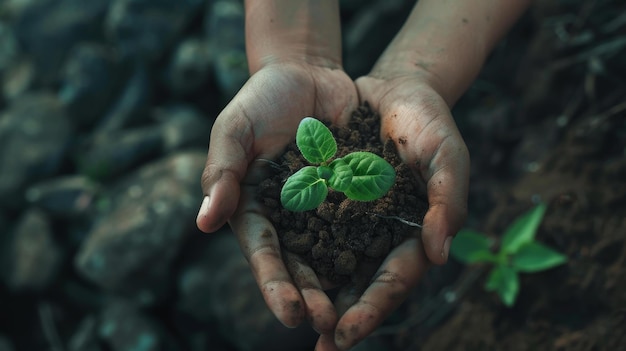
0, 0, 625, 350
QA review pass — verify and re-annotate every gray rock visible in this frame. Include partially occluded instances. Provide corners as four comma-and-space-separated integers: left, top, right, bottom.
12, 0, 109, 86
206, 0, 248, 100
1, 57, 35, 101
105, 0, 204, 62
0, 21, 18, 71
205, 0, 245, 56
75, 152, 205, 305
212, 50, 248, 101
156, 105, 212, 152
0, 335, 15, 351
177, 231, 256, 323
98, 299, 180, 351
165, 38, 212, 96
343, 0, 413, 77
59, 43, 127, 130
0, 0, 39, 17
0, 19, 30, 101
0, 214, 8, 236
68, 317, 104, 351
1, 208, 62, 291
0, 93, 73, 208
95, 63, 152, 133
25, 175, 101, 218
177, 231, 317, 351
76, 105, 210, 181
75, 125, 163, 181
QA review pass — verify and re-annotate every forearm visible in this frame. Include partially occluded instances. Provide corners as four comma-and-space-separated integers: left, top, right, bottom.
371, 0, 531, 106
244, 0, 342, 73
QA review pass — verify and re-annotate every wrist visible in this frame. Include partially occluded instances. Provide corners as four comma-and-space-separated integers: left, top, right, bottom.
368, 0, 531, 107
367, 50, 455, 107
244, 0, 343, 73
369, 46, 482, 109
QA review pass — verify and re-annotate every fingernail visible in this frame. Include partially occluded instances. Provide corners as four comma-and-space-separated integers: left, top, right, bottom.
335, 332, 352, 351
196, 196, 210, 224
442, 236, 453, 261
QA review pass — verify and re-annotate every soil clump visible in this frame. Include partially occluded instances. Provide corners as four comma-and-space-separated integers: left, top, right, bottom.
259, 104, 428, 284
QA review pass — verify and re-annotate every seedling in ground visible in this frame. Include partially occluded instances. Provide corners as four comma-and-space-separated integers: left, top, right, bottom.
450, 203, 567, 307
280, 117, 396, 212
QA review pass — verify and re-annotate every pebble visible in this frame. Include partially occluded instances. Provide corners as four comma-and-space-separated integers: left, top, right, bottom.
0, 93, 72, 208
74, 152, 205, 305
2, 208, 62, 291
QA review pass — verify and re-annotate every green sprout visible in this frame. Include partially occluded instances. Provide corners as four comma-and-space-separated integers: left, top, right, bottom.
450, 204, 567, 307
280, 117, 396, 212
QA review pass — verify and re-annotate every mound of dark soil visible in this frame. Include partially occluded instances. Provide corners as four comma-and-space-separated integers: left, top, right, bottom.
259, 104, 428, 284
413, 110, 626, 351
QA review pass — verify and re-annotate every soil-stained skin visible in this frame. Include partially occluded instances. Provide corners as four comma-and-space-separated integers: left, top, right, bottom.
259, 104, 428, 284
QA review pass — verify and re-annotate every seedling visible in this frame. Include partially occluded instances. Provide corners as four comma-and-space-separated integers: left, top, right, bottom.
280, 117, 396, 212
450, 204, 567, 307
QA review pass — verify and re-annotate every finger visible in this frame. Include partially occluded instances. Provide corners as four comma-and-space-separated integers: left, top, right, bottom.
334, 285, 363, 318
333, 238, 427, 350
229, 187, 305, 328
315, 333, 340, 351
314, 264, 373, 351
383, 101, 469, 264
333, 259, 380, 316
361, 80, 469, 264
284, 252, 338, 334
196, 106, 255, 233
416, 119, 469, 264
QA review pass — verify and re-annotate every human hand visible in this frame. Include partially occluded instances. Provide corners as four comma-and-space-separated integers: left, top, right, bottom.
314, 74, 469, 350
358, 74, 470, 264
196, 61, 358, 333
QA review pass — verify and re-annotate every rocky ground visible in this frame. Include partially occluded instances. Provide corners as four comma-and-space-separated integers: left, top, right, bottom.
1, 0, 624, 351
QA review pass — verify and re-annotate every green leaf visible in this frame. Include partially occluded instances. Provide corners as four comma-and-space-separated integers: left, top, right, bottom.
342, 152, 396, 201
485, 265, 519, 307
450, 230, 498, 264
280, 166, 328, 212
501, 204, 547, 255
317, 165, 333, 180
296, 117, 337, 164
327, 158, 353, 192
511, 242, 567, 272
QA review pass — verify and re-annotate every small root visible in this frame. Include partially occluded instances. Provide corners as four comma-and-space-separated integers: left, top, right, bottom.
369, 213, 423, 228
254, 158, 286, 171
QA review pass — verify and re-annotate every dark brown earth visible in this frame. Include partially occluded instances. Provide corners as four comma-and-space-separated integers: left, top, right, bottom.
259, 104, 428, 284
3, 1, 625, 351
362, 2, 626, 347
309, 2, 626, 349
408, 109, 626, 351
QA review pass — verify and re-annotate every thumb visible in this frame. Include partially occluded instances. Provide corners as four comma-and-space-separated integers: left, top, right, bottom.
196, 110, 254, 233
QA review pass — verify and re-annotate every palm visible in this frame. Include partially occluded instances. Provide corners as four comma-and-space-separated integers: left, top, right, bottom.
199, 67, 470, 350
310, 75, 471, 350
356, 74, 469, 264
199, 62, 356, 230
226, 63, 357, 161
198, 62, 358, 332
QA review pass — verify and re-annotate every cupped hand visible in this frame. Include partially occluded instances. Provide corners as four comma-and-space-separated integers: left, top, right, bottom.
358, 74, 470, 264
196, 61, 469, 350
196, 61, 358, 333
314, 75, 470, 350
